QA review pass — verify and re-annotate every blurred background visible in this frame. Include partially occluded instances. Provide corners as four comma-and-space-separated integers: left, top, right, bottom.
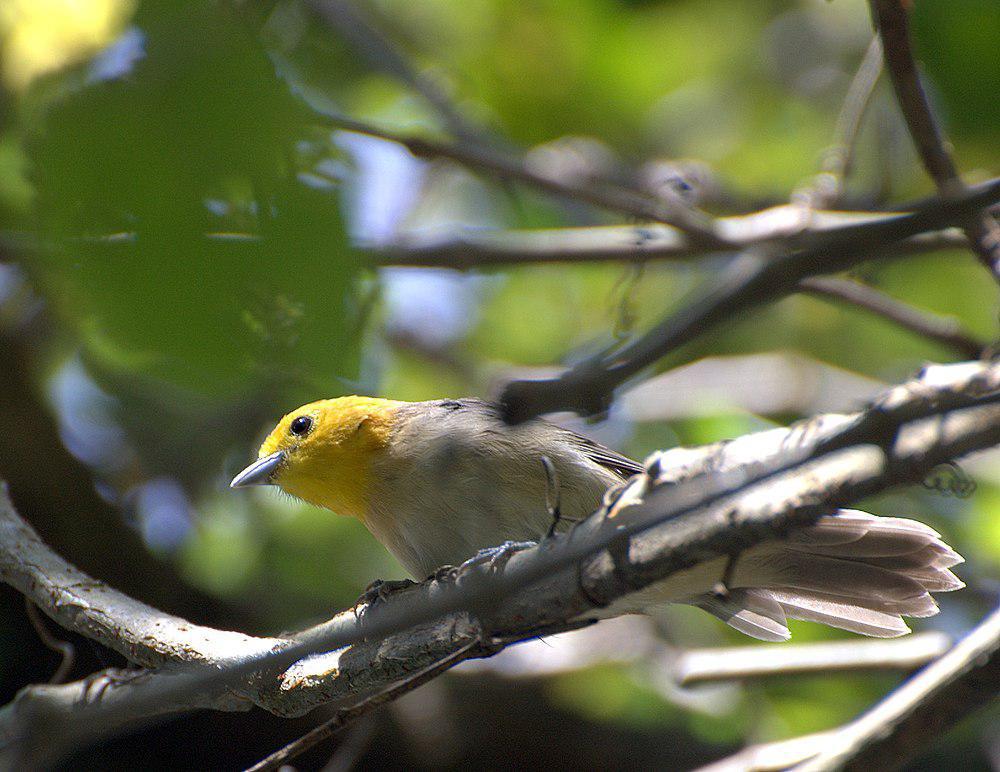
0, 0, 997, 769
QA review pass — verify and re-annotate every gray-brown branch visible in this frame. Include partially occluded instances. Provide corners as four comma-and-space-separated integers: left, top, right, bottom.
374, 207, 971, 269
796, 603, 1000, 771
798, 277, 986, 359
326, 114, 722, 244
674, 632, 951, 686
869, 0, 1000, 279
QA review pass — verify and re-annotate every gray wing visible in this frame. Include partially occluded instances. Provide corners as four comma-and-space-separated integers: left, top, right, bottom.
425, 398, 644, 480
562, 430, 644, 480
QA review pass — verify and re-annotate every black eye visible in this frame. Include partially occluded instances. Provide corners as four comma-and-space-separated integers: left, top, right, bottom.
290, 416, 313, 436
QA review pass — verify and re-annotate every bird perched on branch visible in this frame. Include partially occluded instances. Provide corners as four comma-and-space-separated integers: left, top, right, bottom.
231, 396, 964, 641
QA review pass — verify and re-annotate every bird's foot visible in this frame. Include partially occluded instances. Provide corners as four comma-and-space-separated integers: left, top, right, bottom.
429, 564, 460, 583
353, 578, 417, 617
462, 540, 537, 576
82, 667, 146, 704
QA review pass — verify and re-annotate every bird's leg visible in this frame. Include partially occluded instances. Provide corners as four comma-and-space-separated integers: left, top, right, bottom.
542, 456, 563, 538
540, 456, 579, 538
711, 553, 740, 599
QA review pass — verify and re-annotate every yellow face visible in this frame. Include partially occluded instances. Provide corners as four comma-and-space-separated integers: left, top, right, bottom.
247, 396, 404, 519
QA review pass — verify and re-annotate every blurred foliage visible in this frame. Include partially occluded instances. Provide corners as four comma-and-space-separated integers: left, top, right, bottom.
0, 0, 997, 768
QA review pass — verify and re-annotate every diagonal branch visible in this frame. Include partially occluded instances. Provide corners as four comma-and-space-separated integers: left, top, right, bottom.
794, 603, 1000, 771
245, 639, 481, 772
306, 0, 485, 145
869, 0, 1000, 279
798, 277, 986, 359
326, 114, 723, 244
798, 35, 884, 210
498, 177, 1000, 422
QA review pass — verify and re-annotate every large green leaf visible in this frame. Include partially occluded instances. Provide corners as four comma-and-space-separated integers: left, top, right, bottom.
25, 0, 362, 397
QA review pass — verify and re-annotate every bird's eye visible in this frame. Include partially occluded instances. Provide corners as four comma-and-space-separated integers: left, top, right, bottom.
290, 416, 313, 436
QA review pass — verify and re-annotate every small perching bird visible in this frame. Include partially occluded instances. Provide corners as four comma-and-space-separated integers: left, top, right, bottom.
231, 396, 964, 641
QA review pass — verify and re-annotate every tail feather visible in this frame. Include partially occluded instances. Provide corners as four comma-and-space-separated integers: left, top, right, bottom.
733, 551, 930, 603
672, 509, 963, 641
890, 565, 965, 593
865, 543, 964, 571
771, 586, 939, 618
784, 510, 940, 557
768, 590, 912, 638
697, 589, 791, 642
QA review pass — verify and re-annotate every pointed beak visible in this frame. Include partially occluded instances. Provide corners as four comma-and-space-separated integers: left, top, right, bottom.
230, 450, 285, 488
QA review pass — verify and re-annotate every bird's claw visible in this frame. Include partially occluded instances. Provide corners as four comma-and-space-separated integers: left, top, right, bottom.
353, 578, 417, 617
429, 564, 460, 583
82, 668, 145, 704
461, 540, 537, 576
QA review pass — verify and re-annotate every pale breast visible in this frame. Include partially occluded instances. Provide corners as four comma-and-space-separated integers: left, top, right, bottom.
365, 400, 628, 578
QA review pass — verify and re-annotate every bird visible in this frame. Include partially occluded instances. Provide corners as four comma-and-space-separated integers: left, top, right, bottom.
230, 396, 964, 642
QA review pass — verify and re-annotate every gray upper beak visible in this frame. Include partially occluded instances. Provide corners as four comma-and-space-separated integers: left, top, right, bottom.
230, 450, 285, 488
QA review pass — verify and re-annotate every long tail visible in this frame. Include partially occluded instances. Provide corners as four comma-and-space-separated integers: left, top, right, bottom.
624, 510, 964, 641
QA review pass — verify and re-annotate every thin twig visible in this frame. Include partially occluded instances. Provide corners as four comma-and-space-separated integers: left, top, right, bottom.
498, 177, 1000, 422
245, 640, 480, 772
374, 211, 969, 269
326, 114, 723, 244
794, 604, 1000, 771
870, 0, 1000, 278
319, 714, 377, 772
799, 35, 884, 209
696, 731, 838, 772
23, 599, 74, 685
674, 632, 951, 686
798, 276, 986, 359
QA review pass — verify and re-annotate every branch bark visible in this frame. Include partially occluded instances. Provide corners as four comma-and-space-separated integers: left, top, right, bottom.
674, 632, 951, 686
796, 603, 1000, 771
1, 360, 998, 767
374, 208, 971, 269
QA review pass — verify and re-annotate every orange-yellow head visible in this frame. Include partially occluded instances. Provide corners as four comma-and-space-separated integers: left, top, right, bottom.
230, 396, 404, 519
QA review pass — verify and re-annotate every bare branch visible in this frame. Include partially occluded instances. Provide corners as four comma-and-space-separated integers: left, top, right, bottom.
797, 36, 884, 209
375, 210, 970, 270
795, 603, 1000, 771
674, 632, 951, 686
798, 277, 986, 359
0, 484, 285, 673
499, 178, 1000, 422
2, 360, 998, 766
700, 607, 999, 771
697, 731, 839, 772
326, 114, 723, 244
869, 2, 959, 190
870, 0, 1000, 278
